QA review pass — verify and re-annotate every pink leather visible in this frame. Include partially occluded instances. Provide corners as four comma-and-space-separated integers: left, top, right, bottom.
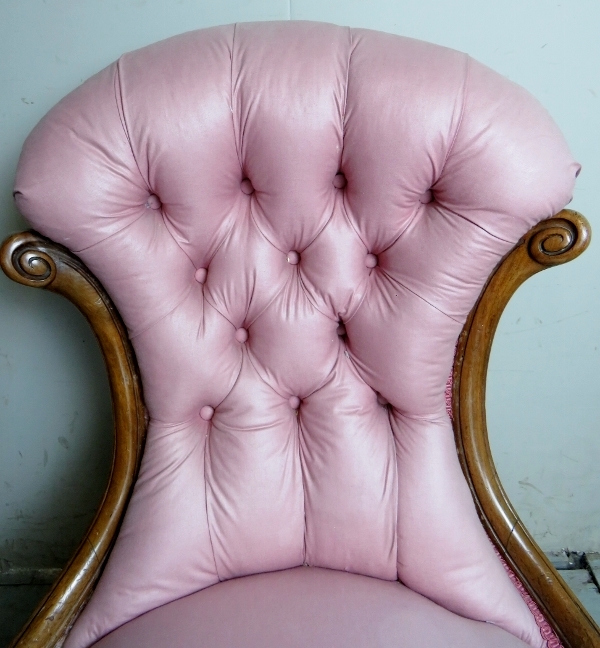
445, 374, 564, 648
91, 566, 530, 648
13, 21, 578, 648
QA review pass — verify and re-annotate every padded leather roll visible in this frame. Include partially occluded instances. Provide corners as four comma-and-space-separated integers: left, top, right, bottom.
92, 567, 530, 648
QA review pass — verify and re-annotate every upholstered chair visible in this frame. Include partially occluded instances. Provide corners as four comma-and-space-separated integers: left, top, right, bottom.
2, 20, 598, 648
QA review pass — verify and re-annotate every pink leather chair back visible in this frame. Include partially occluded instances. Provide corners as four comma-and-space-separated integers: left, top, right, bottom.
14, 22, 578, 648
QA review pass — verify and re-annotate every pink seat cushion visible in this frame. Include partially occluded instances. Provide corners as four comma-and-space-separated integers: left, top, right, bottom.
92, 566, 529, 648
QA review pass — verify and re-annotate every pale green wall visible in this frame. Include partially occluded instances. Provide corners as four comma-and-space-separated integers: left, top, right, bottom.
0, 0, 598, 573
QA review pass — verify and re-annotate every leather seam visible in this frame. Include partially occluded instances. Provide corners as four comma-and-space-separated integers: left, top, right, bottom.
230, 23, 244, 173
393, 409, 451, 424
244, 277, 288, 328
216, 347, 246, 408
342, 27, 352, 130
380, 270, 462, 324
390, 413, 400, 575
202, 292, 236, 329
441, 204, 515, 243
376, 203, 425, 256
204, 431, 221, 582
160, 212, 203, 269
239, 214, 292, 327
298, 414, 308, 566
296, 271, 339, 323
128, 283, 194, 340
247, 196, 338, 258
437, 53, 471, 181
115, 57, 151, 190
247, 199, 287, 254
244, 347, 288, 401
294, 203, 342, 322
72, 211, 147, 253
338, 26, 353, 171
299, 348, 340, 401
200, 315, 246, 582
300, 197, 339, 254
340, 188, 368, 251
336, 199, 371, 323
244, 326, 339, 402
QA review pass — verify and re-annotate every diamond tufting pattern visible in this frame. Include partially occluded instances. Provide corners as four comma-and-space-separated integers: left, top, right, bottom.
13, 21, 579, 648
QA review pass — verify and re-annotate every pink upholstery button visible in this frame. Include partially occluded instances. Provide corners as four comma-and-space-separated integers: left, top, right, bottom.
419, 190, 433, 204
336, 323, 346, 337
377, 393, 389, 406
287, 251, 300, 265
194, 268, 207, 284
146, 194, 162, 209
240, 178, 254, 195
333, 172, 347, 189
365, 253, 378, 268
235, 327, 248, 343
200, 406, 214, 421
288, 396, 301, 410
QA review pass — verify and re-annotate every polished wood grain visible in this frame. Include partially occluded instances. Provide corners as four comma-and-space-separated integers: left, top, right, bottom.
0, 231, 148, 648
453, 209, 600, 648
1, 211, 597, 647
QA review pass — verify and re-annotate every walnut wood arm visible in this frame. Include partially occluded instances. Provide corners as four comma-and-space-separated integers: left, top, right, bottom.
0, 231, 148, 648
452, 209, 600, 648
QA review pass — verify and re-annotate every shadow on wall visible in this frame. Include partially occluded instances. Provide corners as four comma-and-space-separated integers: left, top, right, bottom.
0, 275, 113, 572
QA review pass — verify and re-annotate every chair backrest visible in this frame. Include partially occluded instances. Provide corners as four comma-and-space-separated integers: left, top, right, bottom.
13, 21, 578, 648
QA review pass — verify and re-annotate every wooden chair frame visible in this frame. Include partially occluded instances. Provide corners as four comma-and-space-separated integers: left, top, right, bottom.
1, 209, 598, 648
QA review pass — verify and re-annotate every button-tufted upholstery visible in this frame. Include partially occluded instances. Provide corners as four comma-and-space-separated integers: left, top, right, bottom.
13, 21, 578, 648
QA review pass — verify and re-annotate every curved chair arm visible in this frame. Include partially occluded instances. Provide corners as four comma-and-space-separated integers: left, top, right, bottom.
0, 232, 148, 648
453, 209, 600, 648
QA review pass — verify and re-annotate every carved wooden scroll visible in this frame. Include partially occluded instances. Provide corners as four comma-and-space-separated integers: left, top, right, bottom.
1, 231, 147, 647
453, 209, 599, 648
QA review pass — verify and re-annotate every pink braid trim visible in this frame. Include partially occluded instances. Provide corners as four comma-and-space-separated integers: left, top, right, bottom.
494, 548, 563, 648
444, 371, 563, 648
444, 371, 454, 420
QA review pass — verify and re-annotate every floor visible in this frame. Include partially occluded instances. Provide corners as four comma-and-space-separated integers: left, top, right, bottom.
0, 556, 599, 647
544, 551, 600, 630
0, 584, 51, 647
